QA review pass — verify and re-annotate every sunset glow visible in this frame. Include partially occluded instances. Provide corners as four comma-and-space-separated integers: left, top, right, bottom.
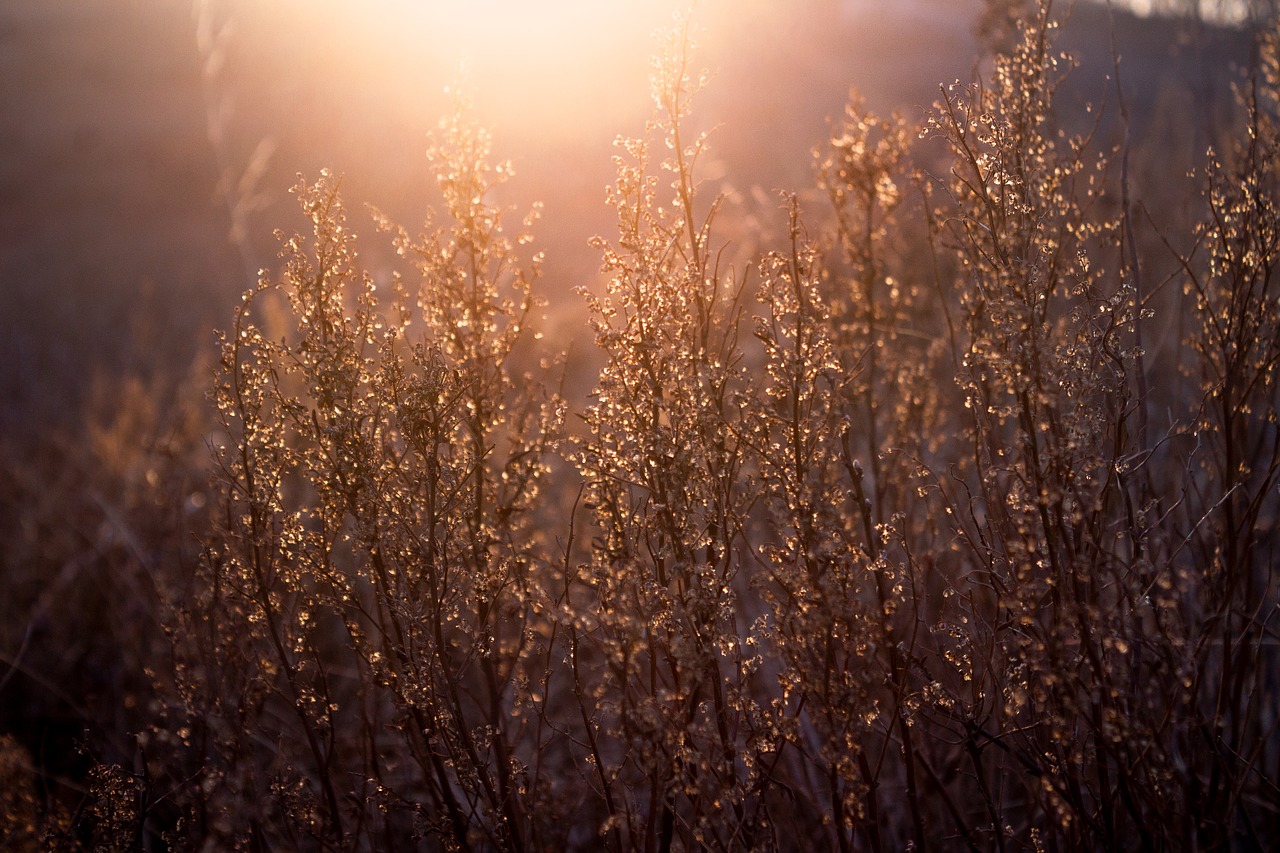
314, 0, 697, 138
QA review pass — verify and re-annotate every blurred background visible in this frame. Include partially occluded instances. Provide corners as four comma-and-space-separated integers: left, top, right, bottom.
0, 0, 1257, 440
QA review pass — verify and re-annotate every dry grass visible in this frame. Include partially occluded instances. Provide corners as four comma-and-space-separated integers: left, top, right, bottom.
2, 2, 1278, 850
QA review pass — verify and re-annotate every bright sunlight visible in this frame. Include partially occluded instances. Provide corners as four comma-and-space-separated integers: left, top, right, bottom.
311, 0, 705, 138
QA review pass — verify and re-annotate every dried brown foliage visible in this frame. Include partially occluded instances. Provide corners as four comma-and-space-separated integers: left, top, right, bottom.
4, 3, 1278, 850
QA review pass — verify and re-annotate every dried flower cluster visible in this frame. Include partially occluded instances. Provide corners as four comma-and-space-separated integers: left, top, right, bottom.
4, 3, 1278, 850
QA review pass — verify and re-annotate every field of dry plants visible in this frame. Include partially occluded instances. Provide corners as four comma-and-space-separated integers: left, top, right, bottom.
1, 0, 1278, 849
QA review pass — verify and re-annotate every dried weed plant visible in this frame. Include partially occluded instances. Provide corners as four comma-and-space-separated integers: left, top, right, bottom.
5, 3, 1279, 850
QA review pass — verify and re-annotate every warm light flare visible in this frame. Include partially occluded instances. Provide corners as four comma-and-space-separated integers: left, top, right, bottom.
310, 0, 697, 138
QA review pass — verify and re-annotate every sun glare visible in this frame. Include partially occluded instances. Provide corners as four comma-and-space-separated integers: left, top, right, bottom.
318, 0, 694, 139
